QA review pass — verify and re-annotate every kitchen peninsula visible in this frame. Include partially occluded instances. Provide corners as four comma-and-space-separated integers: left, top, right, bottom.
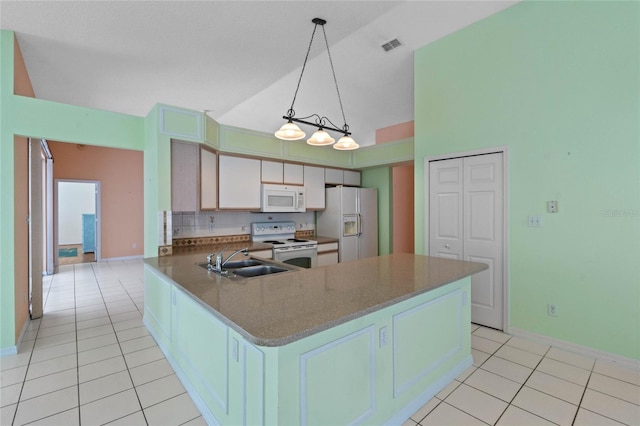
144, 251, 487, 425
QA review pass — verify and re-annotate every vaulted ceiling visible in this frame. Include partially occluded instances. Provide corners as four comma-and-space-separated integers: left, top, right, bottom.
2, 1, 516, 146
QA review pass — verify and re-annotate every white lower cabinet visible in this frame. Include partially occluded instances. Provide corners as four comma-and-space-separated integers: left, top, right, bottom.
317, 242, 338, 266
218, 155, 261, 209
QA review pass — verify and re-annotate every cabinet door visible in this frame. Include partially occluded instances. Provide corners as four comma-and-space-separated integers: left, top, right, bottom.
171, 141, 198, 212
325, 168, 344, 185
317, 242, 339, 266
262, 160, 283, 183
200, 147, 217, 210
219, 155, 261, 209
304, 166, 326, 210
284, 163, 304, 185
344, 170, 361, 186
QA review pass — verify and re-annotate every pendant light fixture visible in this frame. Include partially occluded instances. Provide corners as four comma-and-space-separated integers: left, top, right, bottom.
274, 18, 359, 150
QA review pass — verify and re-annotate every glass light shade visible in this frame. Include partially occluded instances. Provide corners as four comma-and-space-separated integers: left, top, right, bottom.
333, 135, 359, 150
275, 121, 306, 140
307, 129, 335, 146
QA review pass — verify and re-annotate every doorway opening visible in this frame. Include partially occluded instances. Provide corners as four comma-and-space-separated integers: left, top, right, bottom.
55, 180, 101, 266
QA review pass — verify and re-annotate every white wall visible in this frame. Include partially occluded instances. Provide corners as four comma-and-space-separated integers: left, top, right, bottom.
58, 182, 95, 245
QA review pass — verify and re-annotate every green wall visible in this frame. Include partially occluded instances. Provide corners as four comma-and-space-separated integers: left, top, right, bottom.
414, 1, 639, 359
363, 167, 392, 256
0, 30, 147, 350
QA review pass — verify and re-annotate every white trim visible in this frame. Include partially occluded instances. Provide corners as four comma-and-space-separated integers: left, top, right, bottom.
55, 179, 101, 264
509, 327, 640, 370
392, 289, 463, 397
98, 255, 144, 262
144, 317, 220, 425
299, 326, 376, 425
424, 146, 510, 332
0, 318, 32, 357
383, 355, 473, 426
159, 105, 203, 140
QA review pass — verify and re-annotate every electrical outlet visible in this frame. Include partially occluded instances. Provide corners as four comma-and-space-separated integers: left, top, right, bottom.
528, 215, 542, 227
379, 327, 388, 347
547, 304, 558, 317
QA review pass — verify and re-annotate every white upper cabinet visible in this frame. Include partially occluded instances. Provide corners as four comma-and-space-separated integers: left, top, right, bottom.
219, 155, 261, 209
325, 168, 361, 186
284, 163, 304, 185
261, 160, 283, 183
200, 147, 217, 210
344, 170, 361, 186
304, 165, 326, 210
171, 141, 219, 212
171, 141, 199, 212
325, 168, 344, 185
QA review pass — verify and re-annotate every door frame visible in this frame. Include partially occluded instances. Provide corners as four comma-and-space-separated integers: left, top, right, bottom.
424, 146, 510, 332
54, 179, 101, 265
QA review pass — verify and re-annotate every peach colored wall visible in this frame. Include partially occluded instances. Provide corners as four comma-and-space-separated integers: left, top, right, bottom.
375, 120, 414, 144
13, 37, 34, 340
376, 120, 415, 254
392, 165, 415, 253
14, 138, 30, 340
14, 37, 35, 97
50, 142, 144, 259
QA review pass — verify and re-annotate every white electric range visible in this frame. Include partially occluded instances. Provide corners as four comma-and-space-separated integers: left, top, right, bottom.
251, 221, 317, 268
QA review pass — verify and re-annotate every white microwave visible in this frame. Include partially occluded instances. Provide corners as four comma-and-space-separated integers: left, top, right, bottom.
261, 184, 306, 213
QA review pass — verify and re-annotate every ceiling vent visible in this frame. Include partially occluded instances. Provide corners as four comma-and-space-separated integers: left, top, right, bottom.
381, 38, 402, 52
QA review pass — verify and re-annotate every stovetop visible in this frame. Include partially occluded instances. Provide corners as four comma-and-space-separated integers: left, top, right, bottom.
251, 222, 317, 247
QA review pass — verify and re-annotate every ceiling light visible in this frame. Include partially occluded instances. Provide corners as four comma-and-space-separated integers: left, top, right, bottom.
333, 135, 359, 151
274, 17, 358, 150
307, 128, 335, 146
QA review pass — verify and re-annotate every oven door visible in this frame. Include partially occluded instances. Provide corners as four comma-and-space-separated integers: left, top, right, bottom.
273, 245, 317, 268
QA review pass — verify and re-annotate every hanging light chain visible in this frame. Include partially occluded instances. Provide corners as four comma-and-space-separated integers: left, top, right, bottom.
288, 21, 321, 116
320, 23, 348, 132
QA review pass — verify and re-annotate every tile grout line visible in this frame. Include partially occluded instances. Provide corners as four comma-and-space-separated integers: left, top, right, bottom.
92, 261, 150, 425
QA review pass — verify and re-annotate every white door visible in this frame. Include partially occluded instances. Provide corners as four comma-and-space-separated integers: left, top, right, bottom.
29, 139, 44, 319
429, 153, 504, 329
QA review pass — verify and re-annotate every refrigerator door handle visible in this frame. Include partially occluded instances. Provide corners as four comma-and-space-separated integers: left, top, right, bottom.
358, 214, 363, 236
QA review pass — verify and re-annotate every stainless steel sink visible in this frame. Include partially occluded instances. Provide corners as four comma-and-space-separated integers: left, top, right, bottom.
197, 258, 294, 278
222, 259, 263, 269
232, 265, 289, 277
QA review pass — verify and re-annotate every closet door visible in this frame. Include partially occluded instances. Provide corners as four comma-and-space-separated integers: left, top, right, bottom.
429, 153, 504, 329
429, 158, 463, 260
463, 153, 503, 329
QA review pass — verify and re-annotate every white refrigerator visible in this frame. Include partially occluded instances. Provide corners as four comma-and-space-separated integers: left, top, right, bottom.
317, 186, 378, 263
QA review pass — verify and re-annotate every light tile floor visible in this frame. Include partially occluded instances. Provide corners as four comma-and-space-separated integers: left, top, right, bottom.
1, 259, 638, 425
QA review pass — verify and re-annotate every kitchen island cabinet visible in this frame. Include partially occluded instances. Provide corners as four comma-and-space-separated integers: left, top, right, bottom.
144, 253, 486, 425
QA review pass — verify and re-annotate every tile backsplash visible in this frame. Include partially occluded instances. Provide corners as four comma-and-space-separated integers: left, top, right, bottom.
171, 211, 315, 239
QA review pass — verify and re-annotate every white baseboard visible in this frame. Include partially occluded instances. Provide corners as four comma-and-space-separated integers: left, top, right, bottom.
509, 327, 640, 370
98, 255, 144, 262
0, 318, 30, 357
0, 345, 18, 357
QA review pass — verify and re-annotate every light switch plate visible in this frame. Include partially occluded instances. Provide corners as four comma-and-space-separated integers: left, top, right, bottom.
547, 201, 558, 213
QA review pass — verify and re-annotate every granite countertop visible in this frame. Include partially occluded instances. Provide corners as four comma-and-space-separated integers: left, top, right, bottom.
144, 252, 487, 347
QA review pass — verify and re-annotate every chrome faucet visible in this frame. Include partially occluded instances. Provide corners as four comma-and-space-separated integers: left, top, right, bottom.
208, 246, 249, 273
